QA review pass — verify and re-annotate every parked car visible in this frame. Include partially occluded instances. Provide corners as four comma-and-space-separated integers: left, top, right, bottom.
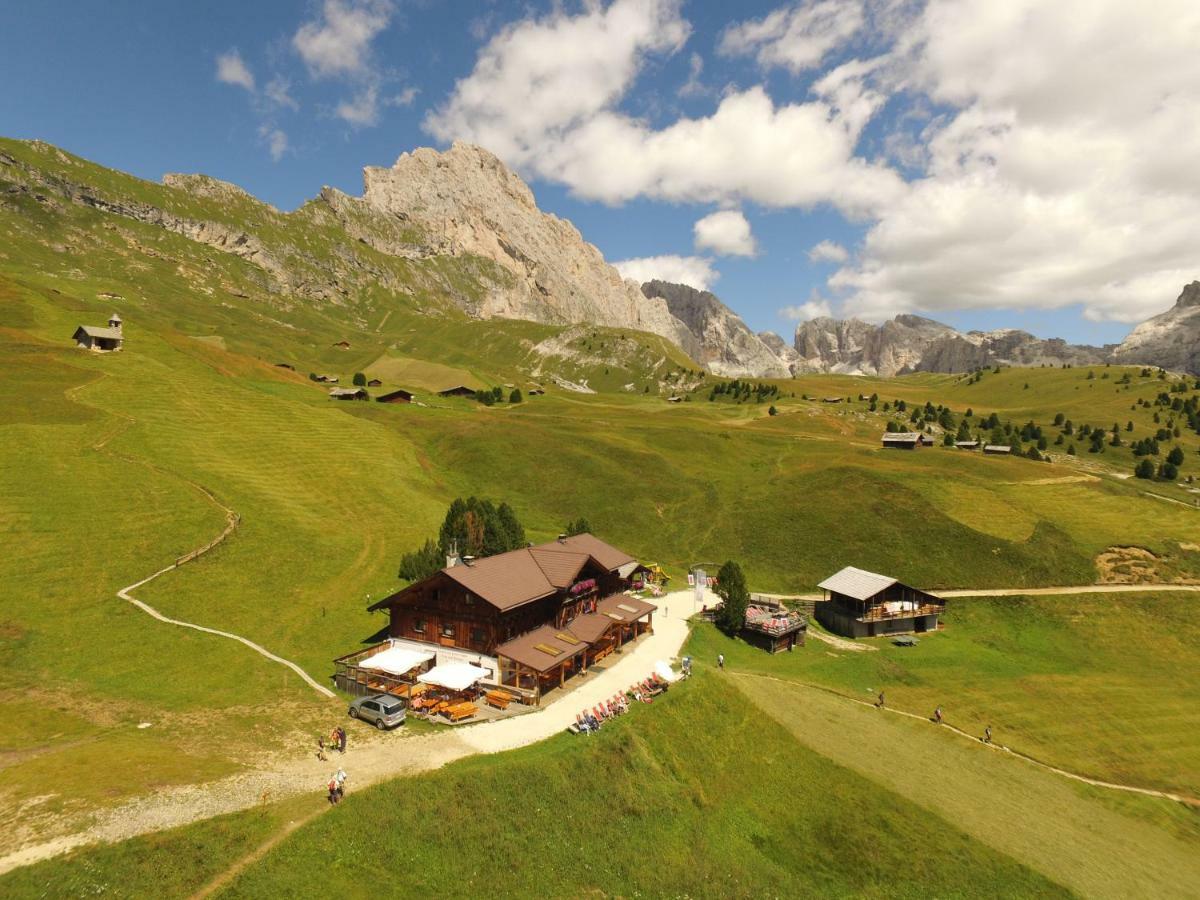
348, 694, 406, 729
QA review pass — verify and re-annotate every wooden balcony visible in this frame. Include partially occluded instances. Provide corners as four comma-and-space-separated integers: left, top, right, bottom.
858, 603, 944, 623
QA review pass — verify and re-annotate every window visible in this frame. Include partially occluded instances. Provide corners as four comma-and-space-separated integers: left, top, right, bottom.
413, 617, 425, 633
441, 622, 455, 638
471, 627, 486, 645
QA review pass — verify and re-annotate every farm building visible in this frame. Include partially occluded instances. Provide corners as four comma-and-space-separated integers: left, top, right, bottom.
527, 387, 545, 396
983, 444, 1012, 455
312, 374, 339, 384
814, 566, 944, 638
376, 388, 414, 404
881, 432, 924, 449
438, 385, 477, 398
72, 314, 123, 352
339, 534, 654, 705
742, 605, 806, 653
367, 378, 383, 387
329, 387, 368, 401
955, 440, 980, 450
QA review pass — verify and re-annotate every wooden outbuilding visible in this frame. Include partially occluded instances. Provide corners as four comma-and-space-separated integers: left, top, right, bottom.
72, 314, 124, 352
742, 605, 806, 653
376, 388, 414, 404
329, 387, 368, 400
438, 385, 477, 398
882, 432, 924, 449
360, 534, 652, 705
983, 444, 1012, 455
367, 378, 383, 387
954, 440, 980, 450
313, 374, 339, 384
815, 566, 944, 638
332, 340, 351, 349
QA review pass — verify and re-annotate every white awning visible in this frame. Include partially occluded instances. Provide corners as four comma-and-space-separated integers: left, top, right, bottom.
417, 662, 490, 691
361, 647, 434, 676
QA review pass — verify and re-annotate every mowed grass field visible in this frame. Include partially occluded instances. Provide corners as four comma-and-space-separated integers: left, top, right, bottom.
2, 273, 1199, 836
687, 593, 1200, 796
2, 675, 1071, 899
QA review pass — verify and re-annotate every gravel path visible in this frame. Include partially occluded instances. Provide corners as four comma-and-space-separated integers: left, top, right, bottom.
0, 591, 700, 877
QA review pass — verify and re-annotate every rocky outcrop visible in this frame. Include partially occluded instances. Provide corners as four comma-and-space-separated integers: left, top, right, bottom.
640, 280, 791, 377
359, 142, 696, 351
791, 314, 1109, 376
1113, 282, 1200, 374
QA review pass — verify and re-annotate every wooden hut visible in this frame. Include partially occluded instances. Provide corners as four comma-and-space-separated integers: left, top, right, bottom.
376, 388, 414, 404
741, 605, 806, 653
815, 566, 944, 638
438, 385, 477, 398
367, 378, 383, 387
329, 387, 368, 400
360, 534, 652, 705
881, 432, 924, 449
954, 440, 980, 450
983, 444, 1012, 455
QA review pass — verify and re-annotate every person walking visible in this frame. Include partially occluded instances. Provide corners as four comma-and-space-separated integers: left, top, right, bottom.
933, 706, 943, 725
875, 691, 885, 709
337, 726, 347, 754
717, 653, 725, 670
327, 777, 339, 805
335, 768, 348, 801
983, 725, 992, 744
317, 735, 327, 761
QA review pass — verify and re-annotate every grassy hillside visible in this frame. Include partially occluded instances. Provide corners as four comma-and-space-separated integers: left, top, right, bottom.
687, 593, 1200, 795
1, 675, 1069, 899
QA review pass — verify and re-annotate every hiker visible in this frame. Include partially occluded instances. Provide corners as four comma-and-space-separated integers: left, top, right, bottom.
717, 653, 725, 669
327, 777, 339, 805
933, 707, 943, 725
337, 726, 347, 753
317, 735, 327, 761
876, 691, 885, 709
335, 768, 348, 800
983, 725, 992, 744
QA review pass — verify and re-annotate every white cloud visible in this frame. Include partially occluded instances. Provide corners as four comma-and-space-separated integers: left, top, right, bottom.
427, 1, 899, 217
265, 76, 299, 111
830, 0, 1200, 324
613, 255, 718, 291
258, 126, 289, 162
216, 50, 255, 92
719, 1, 864, 74
808, 239, 848, 263
293, 0, 393, 80
780, 295, 834, 321
693, 209, 757, 257
678, 52, 706, 98
336, 85, 380, 126
389, 86, 419, 108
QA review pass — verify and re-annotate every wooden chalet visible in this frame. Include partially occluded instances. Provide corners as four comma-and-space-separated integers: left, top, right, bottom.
815, 566, 944, 638
882, 432, 933, 449
742, 605, 806, 653
355, 534, 655, 705
376, 388, 414, 404
954, 440, 980, 450
367, 378, 383, 387
438, 385, 477, 398
313, 374, 339, 383
822, 396, 844, 403
72, 314, 123, 352
983, 444, 1012, 455
329, 387, 368, 400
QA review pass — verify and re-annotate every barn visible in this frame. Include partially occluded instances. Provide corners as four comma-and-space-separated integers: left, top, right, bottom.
814, 566, 944, 638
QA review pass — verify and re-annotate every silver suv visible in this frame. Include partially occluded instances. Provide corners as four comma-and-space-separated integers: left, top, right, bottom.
348, 694, 407, 729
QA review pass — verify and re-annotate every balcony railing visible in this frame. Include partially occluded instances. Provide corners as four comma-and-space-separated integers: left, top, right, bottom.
858, 604, 944, 623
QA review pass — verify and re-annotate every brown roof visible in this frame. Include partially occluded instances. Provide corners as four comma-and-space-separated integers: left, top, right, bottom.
495, 624, 589, 673
443, 553, 557, 611
566, 612, 616, 643
596, 594, 657, 622
371, 533, 638, 614
528, 547, 590, 587
537, 534, 636, 571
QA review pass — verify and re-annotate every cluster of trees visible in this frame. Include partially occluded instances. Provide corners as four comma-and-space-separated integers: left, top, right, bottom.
1134, 446, 1187, 481
477, 386, 522, 406
709, 379, 781, 403
397, 497, 527, 582
563, 516, 592, 537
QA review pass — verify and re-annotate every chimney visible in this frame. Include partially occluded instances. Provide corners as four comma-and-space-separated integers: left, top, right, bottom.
445, 539, 461, 569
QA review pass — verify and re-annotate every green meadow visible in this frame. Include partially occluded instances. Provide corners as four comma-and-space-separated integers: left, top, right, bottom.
2, 136, 1199, 895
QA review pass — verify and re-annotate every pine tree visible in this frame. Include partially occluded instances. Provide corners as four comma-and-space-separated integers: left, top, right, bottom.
714, 561, 750, 637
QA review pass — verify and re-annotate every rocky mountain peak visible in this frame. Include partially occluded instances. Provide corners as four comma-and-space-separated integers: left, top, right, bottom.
1175, 280, 1200, 309
1113, 281, 1200, 373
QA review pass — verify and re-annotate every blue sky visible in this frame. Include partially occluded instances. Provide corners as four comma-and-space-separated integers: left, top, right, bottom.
3, 1, 1195, 345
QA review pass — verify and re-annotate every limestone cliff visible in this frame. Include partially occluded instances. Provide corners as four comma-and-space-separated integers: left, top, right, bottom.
1113, 282, 1200, 374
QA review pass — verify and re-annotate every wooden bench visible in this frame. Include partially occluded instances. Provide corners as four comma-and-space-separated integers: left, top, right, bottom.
444, 702, 478, 722
485, 689, 517, 710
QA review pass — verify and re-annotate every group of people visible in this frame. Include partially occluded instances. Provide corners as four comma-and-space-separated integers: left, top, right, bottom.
326, 768, 348, 805
930, 706, 993, 742
317, 725, 348, 761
